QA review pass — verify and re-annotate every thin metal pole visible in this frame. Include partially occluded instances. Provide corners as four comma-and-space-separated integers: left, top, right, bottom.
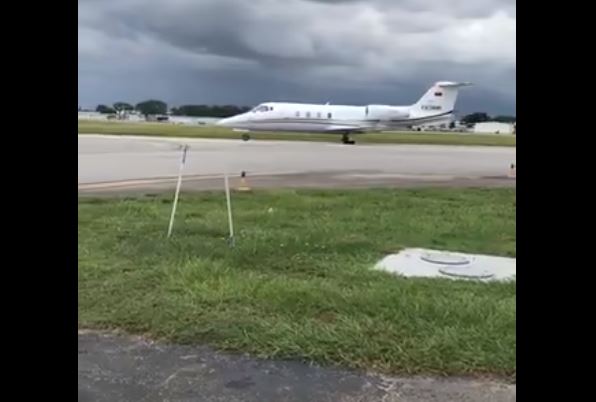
224, 172, 235, 247
167, 145, 189, 238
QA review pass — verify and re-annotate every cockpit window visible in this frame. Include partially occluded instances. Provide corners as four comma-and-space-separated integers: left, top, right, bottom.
251, 105, 270, 112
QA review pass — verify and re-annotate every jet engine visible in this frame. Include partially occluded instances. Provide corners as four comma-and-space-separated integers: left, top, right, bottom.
365, 105, 410, 120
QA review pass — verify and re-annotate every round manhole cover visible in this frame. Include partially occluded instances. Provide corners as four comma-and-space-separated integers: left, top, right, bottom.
420, 252, 471, 266
438, 266, 495, 279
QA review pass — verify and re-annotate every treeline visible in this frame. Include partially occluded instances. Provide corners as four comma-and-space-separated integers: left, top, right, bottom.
82, 100, 251, 118
171, 105, 251, 118
80, 101, 516, 123
460, 112, 516, 124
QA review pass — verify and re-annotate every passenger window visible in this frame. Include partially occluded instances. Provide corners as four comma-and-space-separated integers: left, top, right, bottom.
327, 112, 332, 119
317, 112, 321, 118
306, 112, 311, 118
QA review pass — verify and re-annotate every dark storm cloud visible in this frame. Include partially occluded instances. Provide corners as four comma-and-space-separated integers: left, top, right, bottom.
78, 0, 516, 114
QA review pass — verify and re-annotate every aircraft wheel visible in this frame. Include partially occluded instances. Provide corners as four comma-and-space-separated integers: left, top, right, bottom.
241, 133, 251, 141
342, 133, 355, 145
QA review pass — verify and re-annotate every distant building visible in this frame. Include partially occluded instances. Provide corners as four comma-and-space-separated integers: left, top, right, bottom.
78, 110, 222, 125
411, 116, 457, 132
167, 116, 221, 126
473, 122, 515, 135
78, 111, 111, 120
145, 114, 169, 122
128, 115, 144, 122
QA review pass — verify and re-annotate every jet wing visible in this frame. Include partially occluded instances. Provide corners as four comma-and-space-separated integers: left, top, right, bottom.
323, 125, 366, 133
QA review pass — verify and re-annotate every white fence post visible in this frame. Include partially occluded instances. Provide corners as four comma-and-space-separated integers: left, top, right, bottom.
167, 144, 189, 238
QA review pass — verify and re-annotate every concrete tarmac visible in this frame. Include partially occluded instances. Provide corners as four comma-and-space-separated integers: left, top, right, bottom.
78, 135, 516, 191
79, 330, 516, 402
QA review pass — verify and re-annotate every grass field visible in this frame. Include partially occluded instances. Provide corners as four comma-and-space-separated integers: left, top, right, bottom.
78, 120, 516, 147
78, 188, 516, 379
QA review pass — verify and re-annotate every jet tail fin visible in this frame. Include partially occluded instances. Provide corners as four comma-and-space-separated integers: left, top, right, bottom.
411, 81, 472, 117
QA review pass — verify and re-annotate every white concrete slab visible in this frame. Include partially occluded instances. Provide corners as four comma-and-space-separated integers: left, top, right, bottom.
375, 248, 516, 282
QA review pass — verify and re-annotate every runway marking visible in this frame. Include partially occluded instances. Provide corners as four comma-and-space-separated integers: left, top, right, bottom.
78, 171, 302, 190
78, 172, 511, 192
79, 175, 228, 190
79, 134, 515, 151
339, 173, 459, 180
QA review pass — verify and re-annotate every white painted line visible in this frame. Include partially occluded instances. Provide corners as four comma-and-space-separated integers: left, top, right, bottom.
78, 171, 305, 190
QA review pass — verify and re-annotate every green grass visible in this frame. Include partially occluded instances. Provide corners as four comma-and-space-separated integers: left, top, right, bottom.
78, 188, 516, 378
78, 120, 516, 147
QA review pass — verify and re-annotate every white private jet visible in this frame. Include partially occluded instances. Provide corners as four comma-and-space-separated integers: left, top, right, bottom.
216, 81, 472, 144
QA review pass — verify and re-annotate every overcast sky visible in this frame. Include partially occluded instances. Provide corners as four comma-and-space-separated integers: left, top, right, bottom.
78, 0, 516, 115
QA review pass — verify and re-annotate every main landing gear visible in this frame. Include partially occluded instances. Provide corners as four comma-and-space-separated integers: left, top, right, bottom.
342, 132, 356, 145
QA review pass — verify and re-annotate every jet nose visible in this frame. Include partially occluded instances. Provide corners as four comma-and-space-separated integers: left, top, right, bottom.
216, 114, 248, 128
216, 117, 230, 126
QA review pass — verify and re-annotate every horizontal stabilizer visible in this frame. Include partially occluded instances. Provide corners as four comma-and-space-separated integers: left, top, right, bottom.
436, 81, 473, 88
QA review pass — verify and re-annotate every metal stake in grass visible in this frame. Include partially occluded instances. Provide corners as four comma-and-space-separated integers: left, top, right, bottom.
224, 172, 235, 248
167, 144, 189, 238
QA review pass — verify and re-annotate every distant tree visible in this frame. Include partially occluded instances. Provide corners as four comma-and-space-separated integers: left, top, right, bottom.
176, 105, 210, 116
217, 104, 250, 117
135, 100, 168, 116
113, 102, 134, 112
170, 104, 250, 117
96, 104, 116, 114
493, 115, 516, 123
448, 121, 455, 129
461, 112, 490, 125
